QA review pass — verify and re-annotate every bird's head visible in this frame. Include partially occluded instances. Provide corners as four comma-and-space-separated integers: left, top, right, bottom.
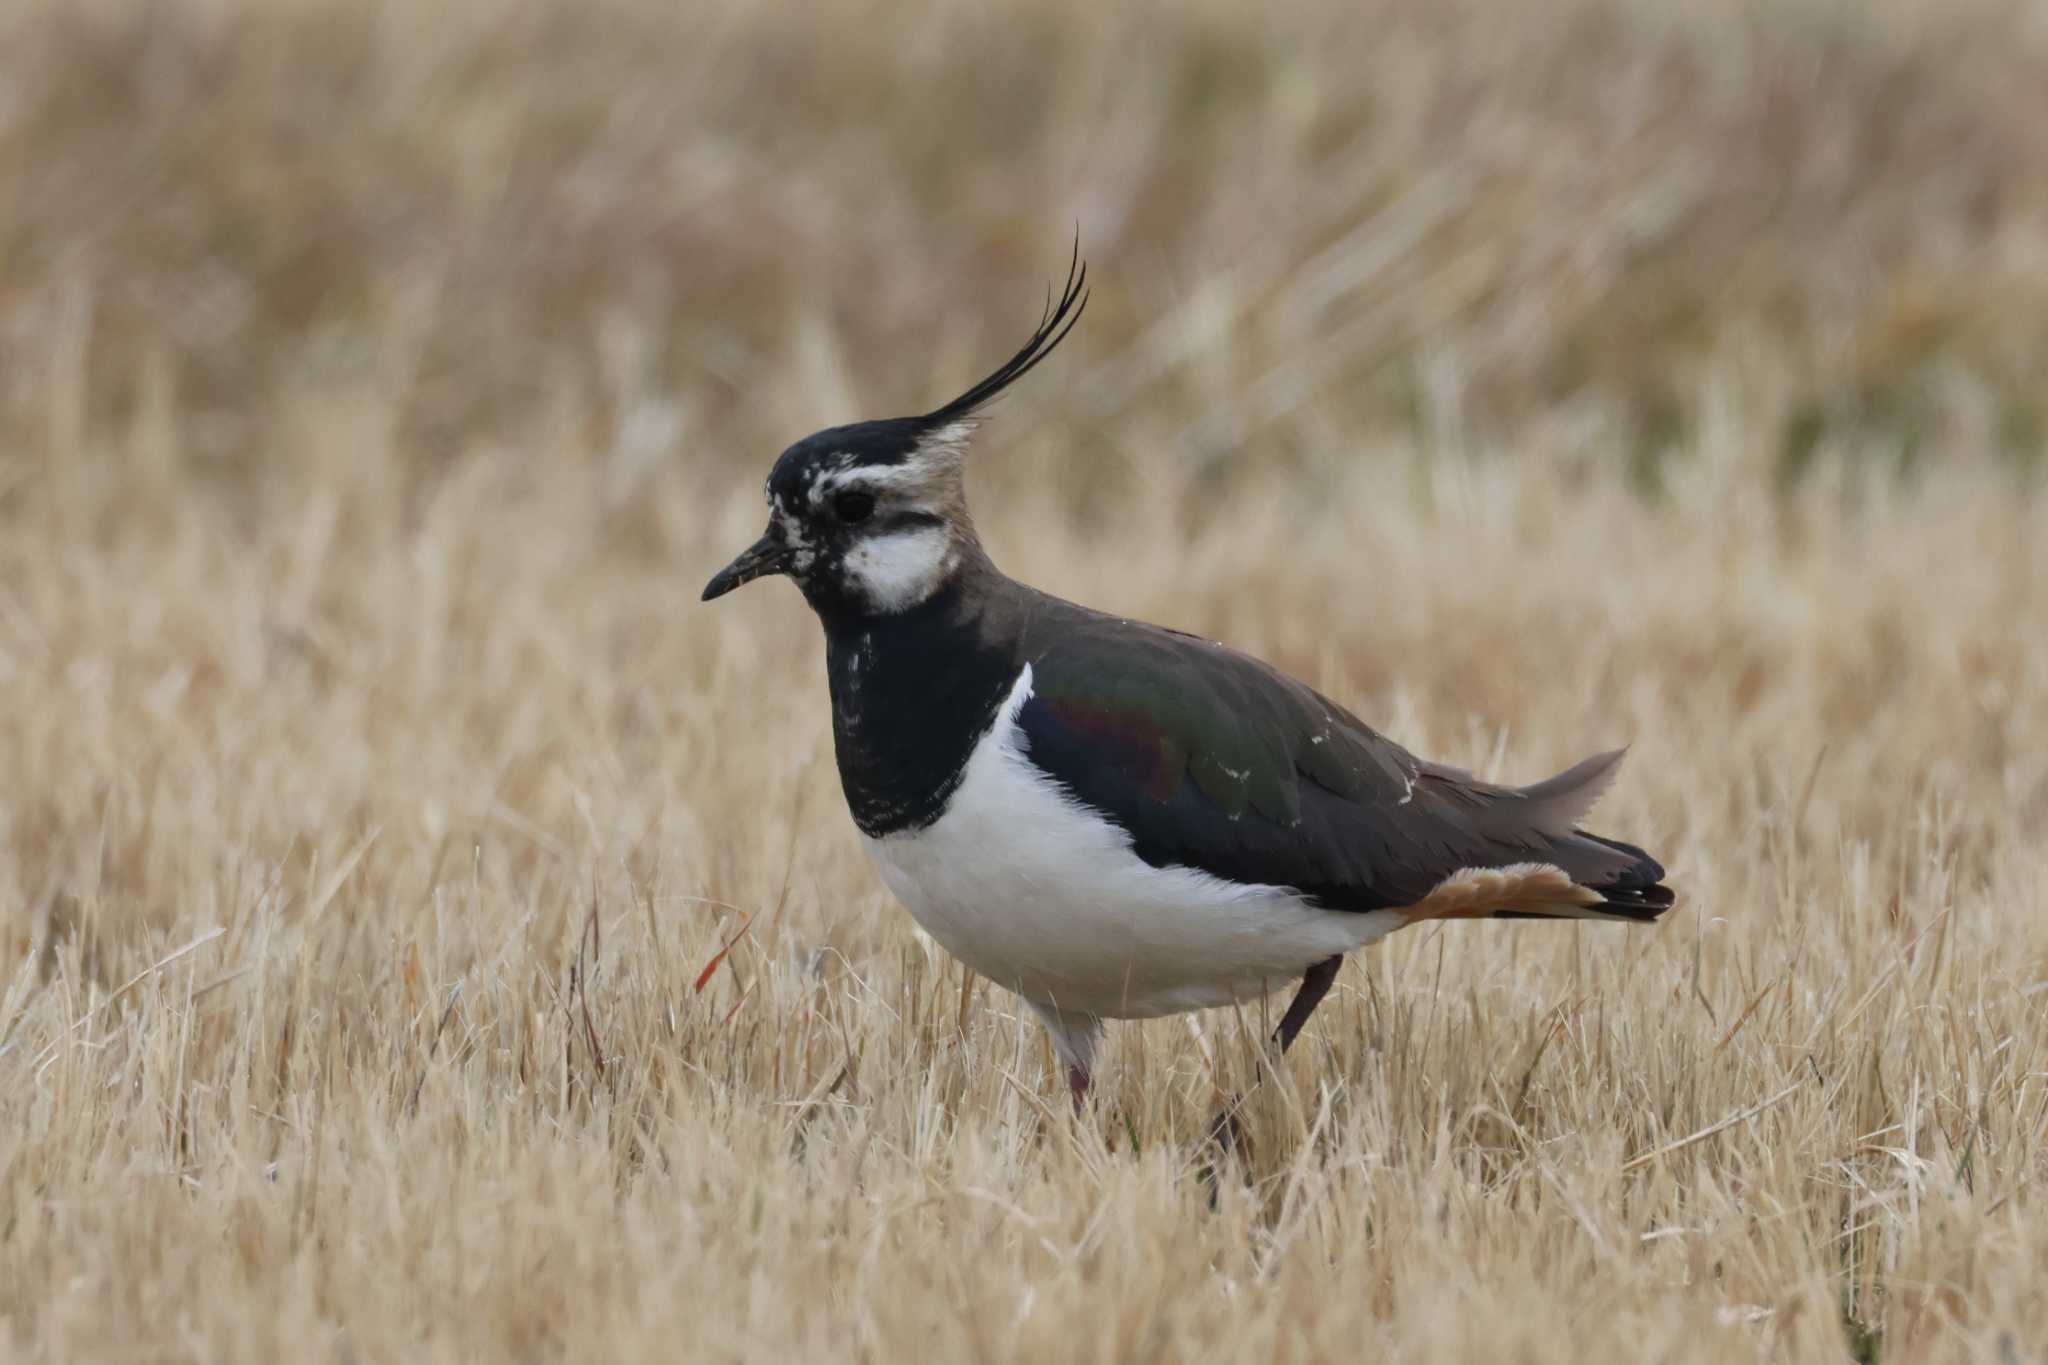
702, 251, 1086, 620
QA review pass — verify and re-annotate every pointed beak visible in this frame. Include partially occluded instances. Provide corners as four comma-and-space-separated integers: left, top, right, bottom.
701, 532, 792, 602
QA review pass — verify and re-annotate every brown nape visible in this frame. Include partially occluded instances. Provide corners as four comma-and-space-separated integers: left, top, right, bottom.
905, 442, 1003, 598
928, 476, 986, 571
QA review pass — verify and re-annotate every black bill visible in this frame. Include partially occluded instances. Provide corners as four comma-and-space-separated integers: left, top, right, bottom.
701, 532, 791, 601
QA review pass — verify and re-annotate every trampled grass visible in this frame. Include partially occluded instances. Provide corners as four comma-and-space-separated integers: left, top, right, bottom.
3, 0, 2048, 1359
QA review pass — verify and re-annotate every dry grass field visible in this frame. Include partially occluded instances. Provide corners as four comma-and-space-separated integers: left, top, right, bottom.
5, 0, 2048, 1359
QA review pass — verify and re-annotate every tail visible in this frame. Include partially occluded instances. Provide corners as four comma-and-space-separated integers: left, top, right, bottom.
1401, 749, 1676, 925
1565, 831, 1674, 920
1405, 852, 1673, 925
1486, 834, 1675, 924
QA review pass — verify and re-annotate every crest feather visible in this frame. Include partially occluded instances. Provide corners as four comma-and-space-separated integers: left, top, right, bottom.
921, 241, 1088, 426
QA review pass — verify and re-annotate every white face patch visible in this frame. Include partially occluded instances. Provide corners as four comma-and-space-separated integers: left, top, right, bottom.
841, 524, 955, 612
763, 422, 979, 610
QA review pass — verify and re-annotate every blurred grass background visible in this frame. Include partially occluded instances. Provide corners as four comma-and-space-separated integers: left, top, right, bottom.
6, 0, 2047, 503
5, 1, 2048, 1360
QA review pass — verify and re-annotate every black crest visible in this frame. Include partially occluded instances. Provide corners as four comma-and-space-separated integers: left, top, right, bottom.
920, 243, 1088, 427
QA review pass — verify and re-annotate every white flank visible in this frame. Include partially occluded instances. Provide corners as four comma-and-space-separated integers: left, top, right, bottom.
842, 525, 955, 611
861, 665, 1401, 1043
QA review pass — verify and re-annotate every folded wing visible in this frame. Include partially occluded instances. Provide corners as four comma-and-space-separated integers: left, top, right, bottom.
1014, 611, 1672, 922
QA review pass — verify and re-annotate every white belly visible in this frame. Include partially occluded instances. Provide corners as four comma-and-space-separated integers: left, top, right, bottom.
859, 664, 1401, 1020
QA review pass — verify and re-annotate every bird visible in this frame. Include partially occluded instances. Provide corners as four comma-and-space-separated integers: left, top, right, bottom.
702, 250, 1674, 1115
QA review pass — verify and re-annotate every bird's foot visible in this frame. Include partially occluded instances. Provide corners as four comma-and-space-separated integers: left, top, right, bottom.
1067, 1064, 1091, 1115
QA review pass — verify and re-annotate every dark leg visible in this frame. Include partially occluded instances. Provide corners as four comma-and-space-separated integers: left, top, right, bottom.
1271, 955, 1343, 1055
1201, 1107, 1243, 1208
1204, 956, 1345, 1204
1067, 1064, 1091, 1114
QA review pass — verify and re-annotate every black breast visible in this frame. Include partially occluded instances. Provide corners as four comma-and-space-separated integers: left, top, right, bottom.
821, 581, 1021, 837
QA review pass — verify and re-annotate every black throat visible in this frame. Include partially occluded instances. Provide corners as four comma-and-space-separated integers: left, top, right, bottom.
818, 576, 1022, 838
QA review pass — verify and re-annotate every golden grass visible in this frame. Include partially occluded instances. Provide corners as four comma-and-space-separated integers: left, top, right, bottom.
5, 0, 2048, 1358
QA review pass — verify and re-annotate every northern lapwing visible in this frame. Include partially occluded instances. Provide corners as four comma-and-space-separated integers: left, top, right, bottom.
703, 252, 1674, 1112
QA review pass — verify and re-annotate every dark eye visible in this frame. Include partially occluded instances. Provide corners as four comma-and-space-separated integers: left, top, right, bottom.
832, 490, 876, 525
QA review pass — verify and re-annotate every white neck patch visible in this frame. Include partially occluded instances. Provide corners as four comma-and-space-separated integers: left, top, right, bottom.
842, 525, 955, 612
